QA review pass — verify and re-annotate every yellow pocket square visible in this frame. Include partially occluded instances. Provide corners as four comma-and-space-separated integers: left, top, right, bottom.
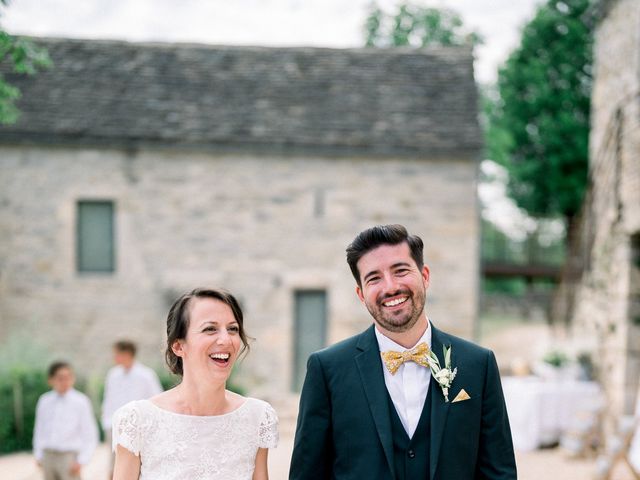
452, 388, 471, 403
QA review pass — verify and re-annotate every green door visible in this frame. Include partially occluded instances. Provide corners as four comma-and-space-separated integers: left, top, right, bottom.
293, 290, 327, 391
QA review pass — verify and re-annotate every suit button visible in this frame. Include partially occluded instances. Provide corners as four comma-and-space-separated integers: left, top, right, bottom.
407, 449, 416, 459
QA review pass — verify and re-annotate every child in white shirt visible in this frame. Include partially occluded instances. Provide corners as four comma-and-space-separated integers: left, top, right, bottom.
33, 361, 99, 480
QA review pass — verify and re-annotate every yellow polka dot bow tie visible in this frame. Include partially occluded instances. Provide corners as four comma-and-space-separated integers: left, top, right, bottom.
381, 342, 431, 375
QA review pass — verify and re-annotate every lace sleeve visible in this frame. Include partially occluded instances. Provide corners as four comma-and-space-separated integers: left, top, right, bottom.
111, 401, 143, 456
258, 402, 279, 449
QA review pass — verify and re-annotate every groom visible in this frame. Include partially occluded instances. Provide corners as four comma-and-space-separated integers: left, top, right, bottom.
289, 224, 516, 479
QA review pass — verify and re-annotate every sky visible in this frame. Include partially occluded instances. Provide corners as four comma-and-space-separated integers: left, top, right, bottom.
1, 0, 543, 84
1, 0, 548, 237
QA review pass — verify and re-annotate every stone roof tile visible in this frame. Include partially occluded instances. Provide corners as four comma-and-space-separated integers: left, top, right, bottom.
0, 38, 482, 157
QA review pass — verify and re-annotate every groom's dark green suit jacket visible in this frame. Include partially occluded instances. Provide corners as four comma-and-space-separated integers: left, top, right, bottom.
289, 323, 517, 480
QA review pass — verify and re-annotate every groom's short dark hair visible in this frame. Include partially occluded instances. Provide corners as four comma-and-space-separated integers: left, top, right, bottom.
346, 224, 424, 286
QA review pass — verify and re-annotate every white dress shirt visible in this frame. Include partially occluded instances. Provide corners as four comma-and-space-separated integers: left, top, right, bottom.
101, 361, 163, 430
375, 323, 432, 438
33, 388, 99, 464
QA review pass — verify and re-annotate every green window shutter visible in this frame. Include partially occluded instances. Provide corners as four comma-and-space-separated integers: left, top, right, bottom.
76, 201, 115, 273
293, 290, 327, 391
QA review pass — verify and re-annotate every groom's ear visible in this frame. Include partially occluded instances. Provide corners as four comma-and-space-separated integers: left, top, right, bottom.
422, 265, 430, 288
356, 284, 365, 303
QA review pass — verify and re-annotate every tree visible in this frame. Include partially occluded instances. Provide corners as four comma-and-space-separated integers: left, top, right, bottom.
0, 0, 51, 124
489, 0, 593, 232
364, 1, 482, 48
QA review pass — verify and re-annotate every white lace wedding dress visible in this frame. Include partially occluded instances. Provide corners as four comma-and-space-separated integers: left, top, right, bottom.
112, 397, 279, 480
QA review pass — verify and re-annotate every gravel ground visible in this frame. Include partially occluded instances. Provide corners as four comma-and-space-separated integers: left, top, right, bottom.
2, 436, 635, 480
5, 320, 634, 479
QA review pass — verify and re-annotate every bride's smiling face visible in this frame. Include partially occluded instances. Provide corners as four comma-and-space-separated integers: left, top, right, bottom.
172, 297, 241, 382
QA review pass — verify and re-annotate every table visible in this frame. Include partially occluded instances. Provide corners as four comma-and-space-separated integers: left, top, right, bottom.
502, 376, 603, 451
630, 398, 640, 472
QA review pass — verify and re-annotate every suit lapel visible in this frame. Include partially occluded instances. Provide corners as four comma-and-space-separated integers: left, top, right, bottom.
355, 326, 396, 480
430, 324, 452, 480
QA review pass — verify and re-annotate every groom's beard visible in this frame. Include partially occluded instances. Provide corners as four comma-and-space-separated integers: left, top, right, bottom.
365, 286, 426, 333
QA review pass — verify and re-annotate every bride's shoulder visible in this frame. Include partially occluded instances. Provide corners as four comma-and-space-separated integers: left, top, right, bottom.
241, 396, 277, 420
113, 398, 155, 421
232, 392, 265, 408
241, 397, 279, 448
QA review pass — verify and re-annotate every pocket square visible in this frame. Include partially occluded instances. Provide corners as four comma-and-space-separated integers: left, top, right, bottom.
452, 388, 471, 403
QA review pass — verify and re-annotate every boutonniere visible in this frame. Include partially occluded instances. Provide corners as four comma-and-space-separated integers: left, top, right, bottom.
429, 345, 457, 402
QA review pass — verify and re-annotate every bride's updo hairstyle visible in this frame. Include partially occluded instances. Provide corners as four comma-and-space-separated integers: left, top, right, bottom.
165, 287, 250, 376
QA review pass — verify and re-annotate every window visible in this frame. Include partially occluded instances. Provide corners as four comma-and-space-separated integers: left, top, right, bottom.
76, 200, 115, 273
293, 290, 327, 391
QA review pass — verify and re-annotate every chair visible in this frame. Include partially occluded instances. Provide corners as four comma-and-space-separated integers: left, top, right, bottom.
561, 405, 603, 458
594, 404, 640, 480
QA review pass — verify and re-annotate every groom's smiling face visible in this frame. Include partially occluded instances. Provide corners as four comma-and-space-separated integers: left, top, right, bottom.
355, 242, 429, 334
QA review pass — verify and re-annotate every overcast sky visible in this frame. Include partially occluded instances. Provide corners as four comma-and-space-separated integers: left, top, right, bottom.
2, 0, 543, 84
2, 0, 548, 235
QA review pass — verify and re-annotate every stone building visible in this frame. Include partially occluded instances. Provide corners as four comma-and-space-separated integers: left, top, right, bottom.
0, 38, 481, 397
565, 0, 640, 422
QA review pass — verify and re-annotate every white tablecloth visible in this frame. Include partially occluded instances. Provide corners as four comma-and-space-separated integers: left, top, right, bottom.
502, 376, 603, 451
630, 396, 640, 471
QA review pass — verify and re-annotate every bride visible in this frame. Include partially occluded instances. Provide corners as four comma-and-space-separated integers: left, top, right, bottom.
111, 288, 278, 480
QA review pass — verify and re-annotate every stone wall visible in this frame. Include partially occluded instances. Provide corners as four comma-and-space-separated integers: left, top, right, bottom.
0, 145, 479, 398
569, 0, 640, 421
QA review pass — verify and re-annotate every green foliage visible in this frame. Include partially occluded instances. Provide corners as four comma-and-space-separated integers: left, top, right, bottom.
0, 0, 51, 124
0, 369, 49, 453
482, 277, 557, 295
483, 278, 527, 295
489, 0, 593, 222
364, 1, 482, 48
0, 369, 96, 454
543, 349, 569, 368
226, 373, 246, 396
157, 369, 181, 391
0, 330, 99, 453
481, 218, 565, 266
481, 86, 513, 167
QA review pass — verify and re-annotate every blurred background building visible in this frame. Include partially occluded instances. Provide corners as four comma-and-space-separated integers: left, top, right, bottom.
0, 38, 481, 396
562, 0, 640, 426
